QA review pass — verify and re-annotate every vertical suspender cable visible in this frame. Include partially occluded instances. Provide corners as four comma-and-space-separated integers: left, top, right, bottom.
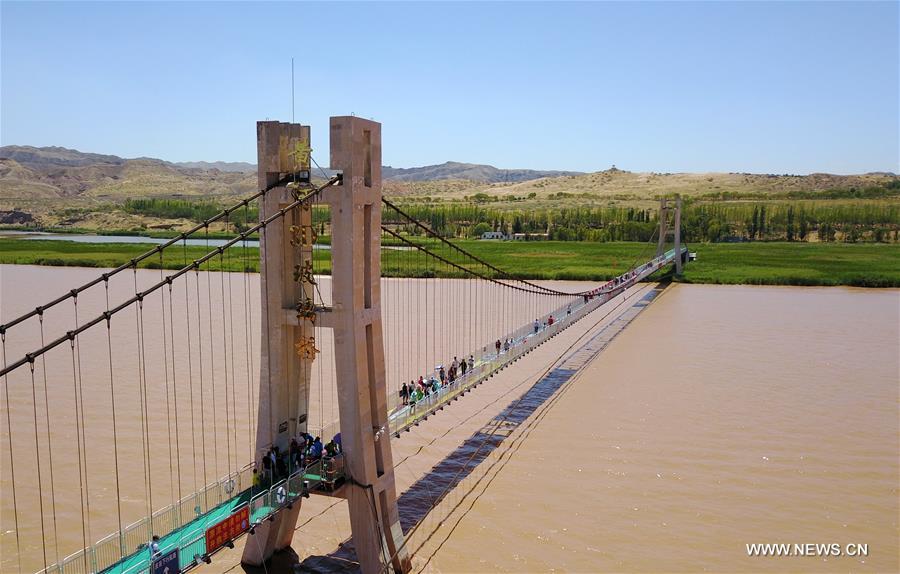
73, 298, 93, 551
419, 230, 424, 379
37, 313, 60, 566
407, 227, 413, 389
28, 359, 48, 572
262, 220, 273, 448
219, 250, 233, 484
225, 233, 240, 481
194, 267, 209, 490
69, 337, 89, 572
242, 205, 254, 468
104, 279, 125, 556
272, 217, 290, 444
167, 281, 183, 512
205, 227, 220, 480
135, 272, 154, 536
159, 253, 176, 515
1, 331, 23, 574
185, 266, 199, 494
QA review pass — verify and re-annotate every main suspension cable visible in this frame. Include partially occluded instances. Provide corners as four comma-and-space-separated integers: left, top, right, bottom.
0, 175, 301, 335
0, 177, 340, 379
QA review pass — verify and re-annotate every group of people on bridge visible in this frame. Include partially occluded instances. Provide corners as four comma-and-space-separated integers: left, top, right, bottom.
252, 431, 343, 491
396, 306, 579, 416
399, 354, 476, 410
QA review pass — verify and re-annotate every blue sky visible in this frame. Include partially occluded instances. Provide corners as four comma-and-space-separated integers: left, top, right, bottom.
2, 1, 897, 174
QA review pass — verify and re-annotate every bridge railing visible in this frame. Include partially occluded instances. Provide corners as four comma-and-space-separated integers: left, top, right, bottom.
42, 460, 332, 574
36, 460, 258, 574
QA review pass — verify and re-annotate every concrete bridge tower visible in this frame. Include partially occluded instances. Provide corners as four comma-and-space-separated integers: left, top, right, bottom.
244, 118, 409, 574
656, 195, 684, 274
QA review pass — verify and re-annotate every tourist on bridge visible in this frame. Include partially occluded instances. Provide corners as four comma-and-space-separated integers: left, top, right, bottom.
495, 339, 502, 354
262, 449, 273, 483
439, 365, 446, 384
468, 355, 475, 371
311, 437, 323, 459
567, 305, 572, 316
410, 387, 422, 412
548, 315, 555, 326
452, 356, 460, 371
290, 438, 303, 468
533, 319, 540, 334
275, 447, 288, 478
400, 381, 410, 405
150, 535, 161, 558
460, 357, 468, 375
503, 339, 510, 352
325, 439, 339, 458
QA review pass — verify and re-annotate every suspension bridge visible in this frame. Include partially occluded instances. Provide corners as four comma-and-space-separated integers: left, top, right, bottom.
0, 117, 687, 574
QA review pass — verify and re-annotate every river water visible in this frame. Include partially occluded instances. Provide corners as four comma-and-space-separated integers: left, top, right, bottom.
414, 284, 900, 573
1, 265, 897, 573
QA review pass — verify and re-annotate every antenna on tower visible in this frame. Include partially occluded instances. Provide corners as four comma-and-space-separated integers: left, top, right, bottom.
291, 57, 295, 123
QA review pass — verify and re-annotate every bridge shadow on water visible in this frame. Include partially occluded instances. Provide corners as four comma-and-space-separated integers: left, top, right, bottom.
281, 364, 581, 573
395, 366, 578, 531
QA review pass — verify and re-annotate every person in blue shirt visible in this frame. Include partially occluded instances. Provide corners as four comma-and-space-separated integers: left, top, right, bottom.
150, 535, 161, 558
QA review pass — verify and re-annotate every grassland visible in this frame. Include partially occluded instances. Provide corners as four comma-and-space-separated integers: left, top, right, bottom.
3, 238, 898, 288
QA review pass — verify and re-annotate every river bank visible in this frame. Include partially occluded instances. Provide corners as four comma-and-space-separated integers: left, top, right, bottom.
2, 238, 898, 287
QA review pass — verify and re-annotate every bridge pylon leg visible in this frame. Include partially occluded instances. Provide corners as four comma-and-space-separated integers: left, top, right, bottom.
320, 116, 411, 574
656, 197, 668, 258
242, 121, 315, 566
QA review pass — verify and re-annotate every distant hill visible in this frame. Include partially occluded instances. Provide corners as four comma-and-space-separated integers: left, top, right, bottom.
0, 146, 579, 183
0, 146, 257, 173
383, 161, 583, 182
174, 161, 256, 173
1, 145, 126, 168
2, 145, 896, 221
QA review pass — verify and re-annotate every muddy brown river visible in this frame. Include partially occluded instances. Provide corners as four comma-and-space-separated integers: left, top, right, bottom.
1, 265, 898, 573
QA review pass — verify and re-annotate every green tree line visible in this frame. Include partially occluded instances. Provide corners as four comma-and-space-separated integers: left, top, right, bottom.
385, 201, 899, 243
122, 195, 899, 244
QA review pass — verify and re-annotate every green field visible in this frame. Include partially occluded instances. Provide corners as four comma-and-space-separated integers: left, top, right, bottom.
2, 238, 898, 287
